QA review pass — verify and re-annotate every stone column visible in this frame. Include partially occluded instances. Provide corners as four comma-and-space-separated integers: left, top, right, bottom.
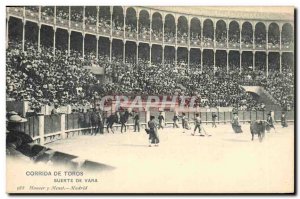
253, 51, 255, 71
253, 28, 255, 50
213, 49, 216, 73
162, 45, 165, 67
226, 50, 229, 73
6, 15, 9, 49
68, 30, 71, 56
96, 35, 99, 60
266, 52, 269, 77
123, 9, 126, 39
201, 49, 203, 72
110, 6, 113, 39
239, 51, 242, 74
279, 52, 282, 73
175, 19, 178, 47
123, 40, 126, 63
149, 44, 152, 66
175, 46, 177, 67
136, 16, 139, 41
22, 21, 25, 52
279, 28, 282, 51
82, 33, 85, 59
83, 6, 86, 30
266, 31, 268, 51
162, 17, 165, 44
96, 6, 99, 34
187, 48, 190, 71
109, 38, 112, 62
239, 21, 242, 49
226, 28, 229, 48
201, 19, 204, 47
213, 22, 216, 48
149, 10, 152, 43
53, 28, 56, 55
38, 24, 41, 52
136, 42, 139, 65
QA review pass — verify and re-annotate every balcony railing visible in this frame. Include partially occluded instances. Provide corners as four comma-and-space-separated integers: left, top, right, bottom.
41, 14, 54, 25
177, 37, 188, 45
25, 9, 39, 20
152, 34, 163, 43
85, 24, 97, 33
241, 42, 253, 49
228, 42, 240, 49
164, 36, 175, 45
8, 7, 24, 17
139, 33, 150, 42
112, 29, 124, 38
216, 41, 227, 49
71, 21, 83, 31
255, 43, 266, 50
268, 43, 280, 50
56, 17, 69, 28
98, 25, 111, 36
190, 39, 201, 47
126, 31, 137, 40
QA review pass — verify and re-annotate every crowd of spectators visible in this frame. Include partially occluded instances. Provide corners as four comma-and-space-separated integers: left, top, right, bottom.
6, 34, 294, 113
6, 41, 98, 112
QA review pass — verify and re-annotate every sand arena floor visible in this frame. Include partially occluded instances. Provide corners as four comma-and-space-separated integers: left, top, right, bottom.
45, 123, 294, 193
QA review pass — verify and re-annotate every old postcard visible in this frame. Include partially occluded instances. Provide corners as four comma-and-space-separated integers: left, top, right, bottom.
6, 6, 295, 193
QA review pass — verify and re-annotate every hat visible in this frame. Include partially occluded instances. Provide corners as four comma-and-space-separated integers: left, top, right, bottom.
9, 115, 27, 123
8, 111, 18, 115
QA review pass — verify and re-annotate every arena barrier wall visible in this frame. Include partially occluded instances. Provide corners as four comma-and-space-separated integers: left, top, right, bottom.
21, 110, 294, 145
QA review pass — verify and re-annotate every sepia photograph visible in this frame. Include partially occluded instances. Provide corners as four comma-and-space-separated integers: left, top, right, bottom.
5, 4, 295, 194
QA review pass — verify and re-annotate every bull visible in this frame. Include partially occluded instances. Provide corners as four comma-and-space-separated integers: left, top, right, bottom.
250, 120, 267, 142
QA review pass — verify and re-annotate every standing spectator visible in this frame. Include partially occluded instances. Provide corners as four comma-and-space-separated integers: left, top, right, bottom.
181, 113, 189, 133
266, 112, 276, 133
212, 112, 217, 128
281, 112, 288, 128
78, 109, 85, 128
51, 105, 59, 114
173, 113, 179, 128
96, 110, 104, 134
85, 109, 92, 135
90, 109, 98, 135
133, 111, 140, 132
148, 116, 159, 147
157, 112, 164, 130
192, 113, 202, 136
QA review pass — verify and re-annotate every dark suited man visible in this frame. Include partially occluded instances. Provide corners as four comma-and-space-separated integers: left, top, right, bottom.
96, 110, 104, 135
90, 109, 99, 135
158, 112, 164, 129
133, 112, 140, 132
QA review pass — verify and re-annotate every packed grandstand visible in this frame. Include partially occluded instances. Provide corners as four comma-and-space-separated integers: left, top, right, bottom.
6, 6, 294, 113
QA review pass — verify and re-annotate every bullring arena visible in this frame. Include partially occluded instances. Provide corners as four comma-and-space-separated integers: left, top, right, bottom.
6, 6, 294, 193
